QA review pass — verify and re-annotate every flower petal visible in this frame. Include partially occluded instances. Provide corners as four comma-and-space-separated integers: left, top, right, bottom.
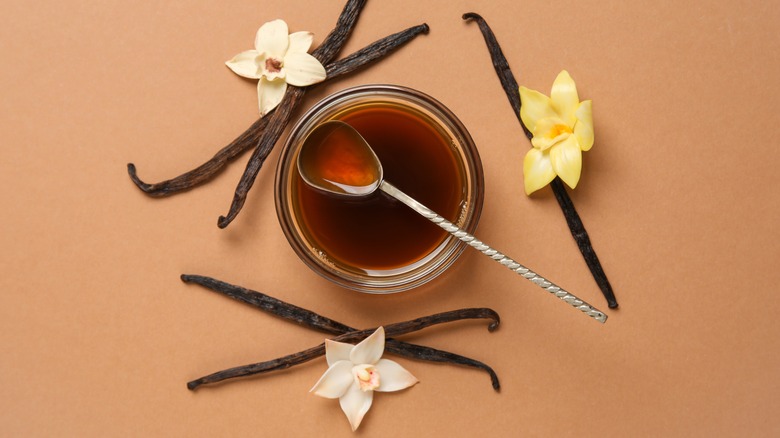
255, 19, 289, 57
257, 78, 286, 116
574, 100, 594, 151
339, 383, 373, 431
531, 117, 571, 151
288, 31, 314, 54
523, 148, 556, 195
325, 339, 354, 367
225, 50, 261, 79
550, 70, 579, 126
350, 327, 384, 365
310, 360, 354, 399
549, 135, 583, 189
519, 86, 557, 133
374, 359, 418, 392
283, 52, 326, 86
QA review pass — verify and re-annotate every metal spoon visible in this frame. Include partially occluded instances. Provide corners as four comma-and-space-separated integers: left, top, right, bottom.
297, 120, 607, 323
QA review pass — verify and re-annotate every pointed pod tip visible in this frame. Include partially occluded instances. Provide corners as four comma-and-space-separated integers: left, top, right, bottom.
127, 162, 150, 191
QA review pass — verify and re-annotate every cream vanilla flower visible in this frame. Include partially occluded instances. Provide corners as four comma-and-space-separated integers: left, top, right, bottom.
519, 70, 594, 195
226, 19, 326, 116
310, 327, 418, 431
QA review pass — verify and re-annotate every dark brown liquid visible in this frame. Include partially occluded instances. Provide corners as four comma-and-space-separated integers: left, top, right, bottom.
294, 103, 464, 272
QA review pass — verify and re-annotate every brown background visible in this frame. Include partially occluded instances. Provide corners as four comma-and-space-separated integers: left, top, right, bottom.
2, 0, 779, 436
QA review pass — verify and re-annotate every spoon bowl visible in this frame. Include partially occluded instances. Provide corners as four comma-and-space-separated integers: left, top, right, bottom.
297, 121, 383, 198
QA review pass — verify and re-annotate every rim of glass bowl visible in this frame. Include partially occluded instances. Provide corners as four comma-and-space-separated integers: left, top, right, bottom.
274, 84, 484, 294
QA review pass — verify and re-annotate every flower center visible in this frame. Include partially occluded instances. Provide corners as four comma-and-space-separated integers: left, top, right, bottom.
531, 118, 574, 151
353, 364, 380, 392
265, 57, 283, 73
547, 123, 572, 139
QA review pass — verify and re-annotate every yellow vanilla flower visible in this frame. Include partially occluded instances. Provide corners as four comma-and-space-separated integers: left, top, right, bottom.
519, 70, 593, 195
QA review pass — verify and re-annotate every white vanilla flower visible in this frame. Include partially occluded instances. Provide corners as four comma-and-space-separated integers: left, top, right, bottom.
310, 327, 418, 431
226, 19, 326, 116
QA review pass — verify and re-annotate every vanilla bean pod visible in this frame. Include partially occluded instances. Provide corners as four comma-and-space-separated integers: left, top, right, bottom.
217, 87, 306, 227
189, 339, 503, 391
383, 340, 500, 390
187, 308, 498, 389
181, 275, 498, 335
127, 0, 427, 204
216, 0, 367, 227
181, 274, 352, 335
218, 1, 431, 227
182, 274, 500, 390
461, 13, 527, 137
463, 12, 618, 308
324, 23, 429, 78
311, 0, 367, 61
127, 116, 269, 196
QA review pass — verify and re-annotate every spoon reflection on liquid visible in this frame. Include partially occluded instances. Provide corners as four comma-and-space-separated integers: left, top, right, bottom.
297, 120, 607, 323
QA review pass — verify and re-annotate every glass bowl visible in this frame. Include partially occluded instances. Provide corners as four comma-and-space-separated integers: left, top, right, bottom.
275, 84, 483, 293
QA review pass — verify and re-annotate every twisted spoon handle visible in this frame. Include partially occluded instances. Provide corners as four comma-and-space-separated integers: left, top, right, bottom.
380, 181, 607, 324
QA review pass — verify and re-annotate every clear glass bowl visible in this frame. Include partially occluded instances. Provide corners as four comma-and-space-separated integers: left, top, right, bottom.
275, 84, 484, 293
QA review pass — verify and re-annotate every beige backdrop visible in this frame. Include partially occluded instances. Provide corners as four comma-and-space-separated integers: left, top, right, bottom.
2, 0, 779, 436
